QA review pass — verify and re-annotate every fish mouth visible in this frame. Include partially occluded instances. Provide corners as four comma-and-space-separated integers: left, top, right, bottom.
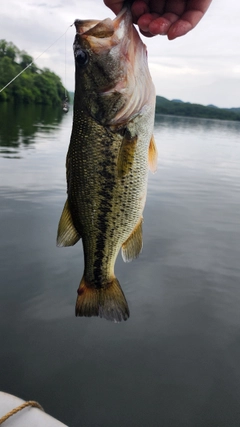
73, 8, 154, 125
74, 18, 114, 38
74, 8, 136, 94
74, 7, 132, 42
74, 19, 100, 36
74, 8, 143, 75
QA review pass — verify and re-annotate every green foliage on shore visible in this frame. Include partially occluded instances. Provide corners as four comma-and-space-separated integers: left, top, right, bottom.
0, 40, 67, 105
156, 96, 240, 122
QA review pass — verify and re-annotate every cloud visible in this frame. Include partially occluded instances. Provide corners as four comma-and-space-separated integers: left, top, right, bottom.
1, 0, 240, 108
33, 3, 63, 8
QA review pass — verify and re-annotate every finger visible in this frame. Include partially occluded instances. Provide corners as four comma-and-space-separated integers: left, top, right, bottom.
148, 12, 179, 35
167, 20, 192, 39
104, 0, 123, 14
131, 0, 149, 22
147, 0, 167, 15
131, 0, 167, 20
166, 0, 212, 39
167, 8, 207, 40
186, 0, 213, 15
164, 0, 187, 15
139, 29, 155, 38
137, 12, 159, 33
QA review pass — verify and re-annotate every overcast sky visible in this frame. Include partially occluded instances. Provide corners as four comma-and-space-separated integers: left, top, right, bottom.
1, 0, 240, 108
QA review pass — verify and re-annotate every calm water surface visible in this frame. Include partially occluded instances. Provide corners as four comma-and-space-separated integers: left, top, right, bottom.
1, 103, 240, 427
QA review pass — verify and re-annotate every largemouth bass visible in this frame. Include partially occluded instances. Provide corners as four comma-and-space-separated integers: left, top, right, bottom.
57, 7, 157, 322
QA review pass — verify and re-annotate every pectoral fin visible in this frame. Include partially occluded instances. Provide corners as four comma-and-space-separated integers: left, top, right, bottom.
57, 199, 81, 247
117, 128, 138, 178
121, 218, 143, 262
148, 135, 158, 173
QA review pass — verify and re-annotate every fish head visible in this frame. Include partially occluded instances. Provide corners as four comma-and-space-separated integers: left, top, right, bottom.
73, 8, 155, 125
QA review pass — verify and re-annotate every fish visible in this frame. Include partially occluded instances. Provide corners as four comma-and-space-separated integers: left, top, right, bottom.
56, 6, 157, 322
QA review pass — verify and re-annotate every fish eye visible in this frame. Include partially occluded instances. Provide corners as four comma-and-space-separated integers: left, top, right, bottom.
75, 49, 89, 66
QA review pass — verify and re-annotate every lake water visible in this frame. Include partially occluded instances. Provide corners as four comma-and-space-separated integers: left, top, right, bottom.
1, 103, 240, 427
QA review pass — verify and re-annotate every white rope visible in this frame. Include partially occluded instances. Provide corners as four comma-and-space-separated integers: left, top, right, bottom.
0, 400, 44, 424
0, 23, 74, 94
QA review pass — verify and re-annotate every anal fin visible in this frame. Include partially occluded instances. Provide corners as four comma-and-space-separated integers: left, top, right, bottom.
148, 135, 158, 173
121, 217, 143, 262
57, 199, 81, 247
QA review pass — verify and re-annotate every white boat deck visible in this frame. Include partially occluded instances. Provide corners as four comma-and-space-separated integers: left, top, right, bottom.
0, 392, 68, 426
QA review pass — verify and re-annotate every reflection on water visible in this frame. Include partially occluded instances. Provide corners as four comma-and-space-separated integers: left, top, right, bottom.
0, 103, 65, 158
156, 113, 240, 133
1, 104, 240, 427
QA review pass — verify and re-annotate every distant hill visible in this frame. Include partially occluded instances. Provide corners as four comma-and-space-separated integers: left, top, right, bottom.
156, 95, 240, 122
171, 99, 184, 103
68, 91, 240, 122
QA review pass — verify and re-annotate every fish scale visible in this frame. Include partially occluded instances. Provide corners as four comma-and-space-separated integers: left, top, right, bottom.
57, 7, 157, 321
69, 112, 145, 278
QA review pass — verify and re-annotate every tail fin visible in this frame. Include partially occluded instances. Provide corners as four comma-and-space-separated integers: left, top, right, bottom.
75, 277, 130, 322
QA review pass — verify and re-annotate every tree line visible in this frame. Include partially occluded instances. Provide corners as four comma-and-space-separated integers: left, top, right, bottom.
1, 39, 239, 121
0, 40, 67, 105
156, 96, 240, 122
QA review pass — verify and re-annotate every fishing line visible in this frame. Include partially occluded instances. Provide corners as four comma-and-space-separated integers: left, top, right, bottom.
62, 27, 71, 112
0, 23, 74, 94
65, 30, 68, 99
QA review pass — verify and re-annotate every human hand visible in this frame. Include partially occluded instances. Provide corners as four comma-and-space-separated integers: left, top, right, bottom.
104, 0, 212, 40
